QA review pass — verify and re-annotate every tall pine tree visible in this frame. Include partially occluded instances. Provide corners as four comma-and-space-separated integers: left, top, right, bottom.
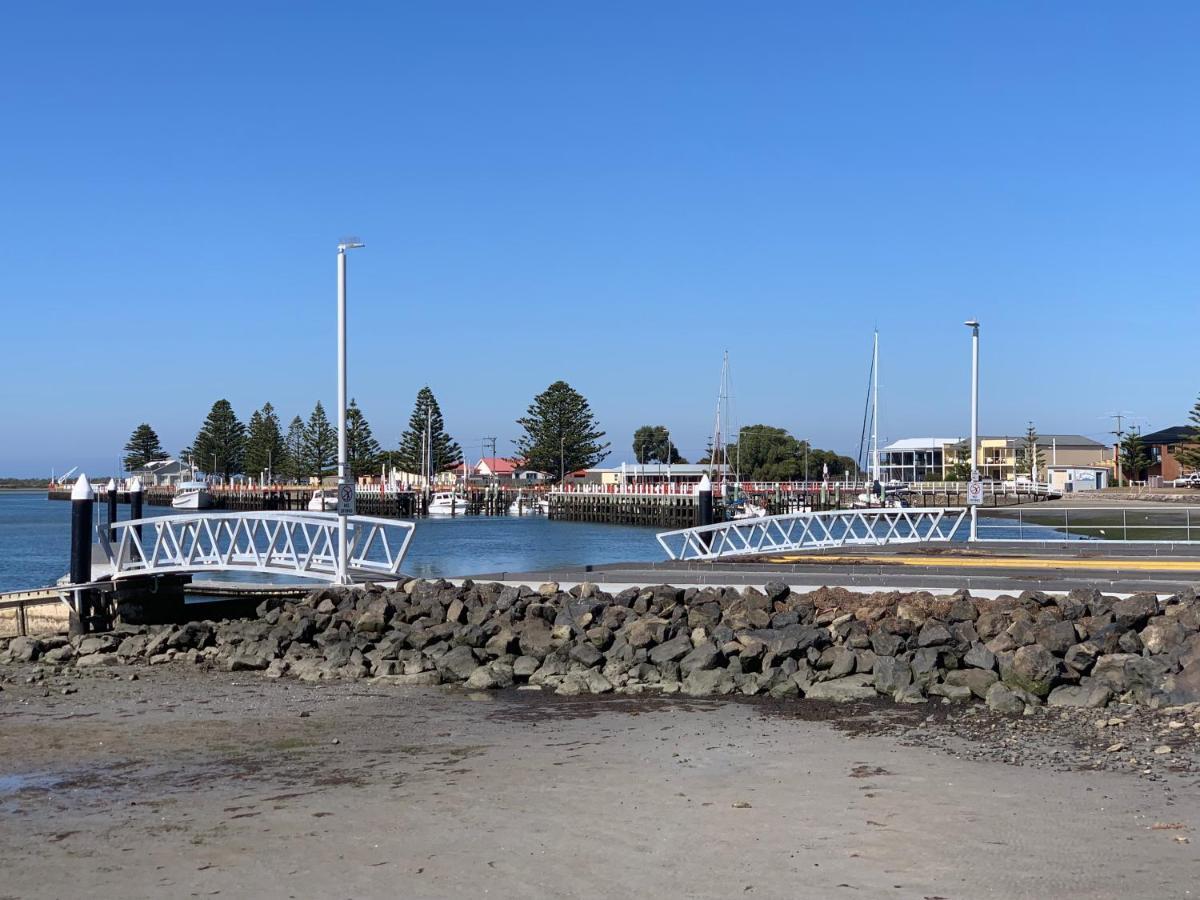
244, 402, 285, 481
192, 400, 246, 480
302, 401, 337, 480
397, 387, 462, 474
515, 380, 610, 481
123, 423, 168, 471
1120, 429, 1151, 482
346, 398, 383, 477
1021, 422, 1046, 477
282, 415, 307, 482
1177, 394, 1200, 474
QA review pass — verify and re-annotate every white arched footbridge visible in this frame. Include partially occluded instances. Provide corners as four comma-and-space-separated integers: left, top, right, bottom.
98, 512, 415, 582
657, 507, 969, 561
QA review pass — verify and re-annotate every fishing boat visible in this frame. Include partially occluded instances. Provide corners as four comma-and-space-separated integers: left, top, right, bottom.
729, 499, 769, 520
307, 489, 337, 512
173, 480, 213, 510
427, 491, 469, 516
508, 492, 549, 515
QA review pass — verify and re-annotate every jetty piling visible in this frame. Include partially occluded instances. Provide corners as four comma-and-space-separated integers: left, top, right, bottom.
69, 475, 94, 635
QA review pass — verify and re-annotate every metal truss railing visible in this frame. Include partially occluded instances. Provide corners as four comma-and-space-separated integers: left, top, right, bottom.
975, 506, 1199, 543
656, 507, 968, 561
98, 511, 415, 581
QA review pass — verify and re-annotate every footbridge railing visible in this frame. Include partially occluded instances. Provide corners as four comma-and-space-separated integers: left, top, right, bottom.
98, 512, 415, 581
656, 507, 968, 561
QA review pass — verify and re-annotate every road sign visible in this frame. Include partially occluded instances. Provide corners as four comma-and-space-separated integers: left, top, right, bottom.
966, 480, 984, 506
337, 482, 356, 516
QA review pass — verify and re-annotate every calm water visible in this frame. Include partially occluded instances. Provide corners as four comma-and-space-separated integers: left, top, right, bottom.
0, 491, 1092, 594
0, 492, 664, 592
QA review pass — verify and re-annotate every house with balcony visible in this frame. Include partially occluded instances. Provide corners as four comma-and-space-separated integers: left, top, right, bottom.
1140, 426, 1198, 481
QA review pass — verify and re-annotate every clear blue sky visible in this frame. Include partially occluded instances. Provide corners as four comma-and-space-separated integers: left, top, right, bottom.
2, 2, 1198, 477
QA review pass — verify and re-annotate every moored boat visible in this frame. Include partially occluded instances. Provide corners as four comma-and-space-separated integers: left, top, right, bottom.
427, 491, 469, 516
173, 480, 213, 510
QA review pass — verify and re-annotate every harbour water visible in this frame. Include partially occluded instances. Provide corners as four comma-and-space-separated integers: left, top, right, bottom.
0, 491, 1095, 595
0, 491, 664, 592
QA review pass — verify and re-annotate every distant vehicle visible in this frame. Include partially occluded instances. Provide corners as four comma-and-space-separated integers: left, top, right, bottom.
1170, 473, 1200, 488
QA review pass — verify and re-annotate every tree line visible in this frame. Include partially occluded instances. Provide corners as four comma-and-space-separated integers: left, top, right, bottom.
121, 380, 614, 484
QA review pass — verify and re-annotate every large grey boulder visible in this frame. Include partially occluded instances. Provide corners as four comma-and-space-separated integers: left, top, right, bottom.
805, 674, 876, 702
6, 636, 41, 663
1164, 661, 1200, 705
436, 645, 480, 681
1034, 621, 1077, 656
1002, 644, 1059, 698
518, 619, 554, 659
985, 682, 1026, 714
963, 642, 996, 671
679, 643, 722, 677
944, 668, 998, 699
648, 634, 693, 665
1047, 682, 1112, 708
872, 656, 912, 697
682, 668, 735, 696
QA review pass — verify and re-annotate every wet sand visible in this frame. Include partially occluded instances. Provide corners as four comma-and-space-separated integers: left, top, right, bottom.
1, 668, 1198, 899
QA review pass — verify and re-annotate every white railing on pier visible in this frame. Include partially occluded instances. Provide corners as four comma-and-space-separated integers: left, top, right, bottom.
976, 506, 1200, 543
555, 480, 1059, 498
98, 511, 415, 581
656, 507, 968, 561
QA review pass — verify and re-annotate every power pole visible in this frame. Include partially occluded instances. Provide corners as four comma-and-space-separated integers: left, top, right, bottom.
482, 437, 497, 484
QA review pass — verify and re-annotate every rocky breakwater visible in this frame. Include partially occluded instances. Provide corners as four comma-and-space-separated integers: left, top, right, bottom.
3, 580, 1200, 713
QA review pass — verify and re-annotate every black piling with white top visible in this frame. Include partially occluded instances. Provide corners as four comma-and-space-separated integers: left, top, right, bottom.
69, 474, 94, 635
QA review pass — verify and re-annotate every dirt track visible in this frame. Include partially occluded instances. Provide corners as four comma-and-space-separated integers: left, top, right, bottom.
2, 667, 1198, 899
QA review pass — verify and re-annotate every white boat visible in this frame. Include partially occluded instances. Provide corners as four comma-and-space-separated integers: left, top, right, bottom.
173, 480, 213, 510
427, 491, 469, 516
308, 489, 337, 512
508, 492, 549, 515
729, 500, 768, 520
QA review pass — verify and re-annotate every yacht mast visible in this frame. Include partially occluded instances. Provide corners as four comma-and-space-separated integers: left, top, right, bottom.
710, 351, 729, 484
871, 330, 880, 483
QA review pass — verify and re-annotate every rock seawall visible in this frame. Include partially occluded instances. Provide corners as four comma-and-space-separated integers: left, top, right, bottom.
4, 580, 1200, 712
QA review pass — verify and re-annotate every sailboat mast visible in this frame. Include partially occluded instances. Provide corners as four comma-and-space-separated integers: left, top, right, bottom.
711, 351, 728, 483
871, 330, 880, 483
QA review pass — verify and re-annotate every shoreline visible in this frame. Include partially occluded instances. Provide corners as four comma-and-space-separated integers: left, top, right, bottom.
1, 666, 1196, 899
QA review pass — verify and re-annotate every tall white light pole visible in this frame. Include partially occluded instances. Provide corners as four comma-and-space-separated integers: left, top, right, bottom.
337, 238, 364, 584
965, 319, 981, 541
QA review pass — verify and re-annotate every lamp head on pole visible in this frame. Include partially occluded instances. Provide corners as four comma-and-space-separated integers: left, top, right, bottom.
338, 236, 365, 252
964, 318, 980, 333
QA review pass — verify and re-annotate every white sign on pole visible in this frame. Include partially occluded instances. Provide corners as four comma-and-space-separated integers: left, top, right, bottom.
966, 480, 984, 506
337, 483, 356, 516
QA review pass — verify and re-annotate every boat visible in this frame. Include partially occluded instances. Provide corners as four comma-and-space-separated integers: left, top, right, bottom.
728, 499, 768, 520
508, 492, 549, 515
307, 489, 337, 512
173, 480, 213, 510
427, 491, 469, 516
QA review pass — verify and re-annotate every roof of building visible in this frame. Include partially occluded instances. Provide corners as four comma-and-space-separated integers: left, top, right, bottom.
477, 457, 517, 475
883, 434, 1105, 451
1139, 426, 1196, 445
131, 457, 185, 474
881, 438, 962, 451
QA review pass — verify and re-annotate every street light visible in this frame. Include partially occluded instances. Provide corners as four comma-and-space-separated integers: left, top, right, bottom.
336, 238, 365, 584
965, 319, 980, 541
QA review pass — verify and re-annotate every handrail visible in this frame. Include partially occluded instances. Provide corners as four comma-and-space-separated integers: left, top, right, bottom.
657, 507, 968, 561
98, 511, 415, 581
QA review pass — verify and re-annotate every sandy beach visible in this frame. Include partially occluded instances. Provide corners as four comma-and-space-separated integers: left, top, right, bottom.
2, 666, 1197, 900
